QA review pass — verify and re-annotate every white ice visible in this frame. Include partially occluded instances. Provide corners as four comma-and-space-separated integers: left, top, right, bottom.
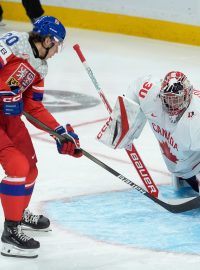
0, 20, 200, 269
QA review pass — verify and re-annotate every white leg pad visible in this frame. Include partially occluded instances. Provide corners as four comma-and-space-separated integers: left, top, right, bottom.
1, 243, 39, 258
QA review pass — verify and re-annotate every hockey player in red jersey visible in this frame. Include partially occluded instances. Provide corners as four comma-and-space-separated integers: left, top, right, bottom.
0, 16, 83, 258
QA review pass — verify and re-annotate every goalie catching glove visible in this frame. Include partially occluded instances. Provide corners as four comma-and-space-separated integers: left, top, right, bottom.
54, 124, 83, 158
96, 96, 146, 149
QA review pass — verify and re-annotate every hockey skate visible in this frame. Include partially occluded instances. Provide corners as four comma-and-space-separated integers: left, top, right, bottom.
21, 209, 51, 232
1, 220, 40, 258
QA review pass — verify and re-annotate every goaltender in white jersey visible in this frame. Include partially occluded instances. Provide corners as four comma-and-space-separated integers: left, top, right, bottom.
97, 71, 200, 193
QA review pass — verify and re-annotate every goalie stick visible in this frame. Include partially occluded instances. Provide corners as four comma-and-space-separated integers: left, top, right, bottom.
23, 111, 200, 213
73, 44, 159, 198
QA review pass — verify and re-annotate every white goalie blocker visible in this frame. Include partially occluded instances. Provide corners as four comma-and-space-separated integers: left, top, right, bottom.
96, 96, 146, 149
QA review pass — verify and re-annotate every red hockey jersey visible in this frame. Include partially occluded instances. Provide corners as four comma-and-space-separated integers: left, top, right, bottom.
0, 31, 60, 130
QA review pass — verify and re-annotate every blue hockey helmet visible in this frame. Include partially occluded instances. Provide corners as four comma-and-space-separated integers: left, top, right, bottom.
33, 16, 66, 43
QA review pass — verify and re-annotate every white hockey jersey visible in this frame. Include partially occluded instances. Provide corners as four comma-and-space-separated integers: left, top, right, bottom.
126, 75, 200, 179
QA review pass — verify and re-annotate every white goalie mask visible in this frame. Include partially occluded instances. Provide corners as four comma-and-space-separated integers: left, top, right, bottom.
160, 71, 193, 123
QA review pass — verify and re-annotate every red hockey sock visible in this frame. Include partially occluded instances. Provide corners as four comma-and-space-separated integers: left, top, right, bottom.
24, 166, 38, 209
1, 176, 26, 221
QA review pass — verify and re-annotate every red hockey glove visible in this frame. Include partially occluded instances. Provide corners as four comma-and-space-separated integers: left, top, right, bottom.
55, 124, 83, 158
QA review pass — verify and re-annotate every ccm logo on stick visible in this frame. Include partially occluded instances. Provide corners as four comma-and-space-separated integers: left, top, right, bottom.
97, 116, 112, 139
3, 93, 22, 102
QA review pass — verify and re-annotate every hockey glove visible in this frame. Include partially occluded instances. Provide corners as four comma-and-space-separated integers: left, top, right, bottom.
55, 124, 83, 158
2, 86, 23, 116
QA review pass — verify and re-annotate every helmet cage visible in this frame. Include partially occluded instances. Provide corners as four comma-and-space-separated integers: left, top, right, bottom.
160, 71, 193, 118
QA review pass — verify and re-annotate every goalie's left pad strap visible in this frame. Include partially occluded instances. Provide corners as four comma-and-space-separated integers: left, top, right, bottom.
96, 96, 147, 149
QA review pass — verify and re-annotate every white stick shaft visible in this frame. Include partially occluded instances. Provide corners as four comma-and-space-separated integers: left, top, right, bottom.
82, 61, 112, 113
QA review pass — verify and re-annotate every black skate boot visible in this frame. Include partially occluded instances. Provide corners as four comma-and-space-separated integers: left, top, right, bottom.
1, 220, 40, 258
21, 209, 51, 232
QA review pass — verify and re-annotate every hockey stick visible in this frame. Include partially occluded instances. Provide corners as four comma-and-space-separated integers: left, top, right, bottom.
73, 44, 159, 198
23, 111, 200, 213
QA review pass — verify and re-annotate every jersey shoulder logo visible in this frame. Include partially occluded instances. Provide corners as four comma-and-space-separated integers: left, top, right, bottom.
7, 63, 35, 91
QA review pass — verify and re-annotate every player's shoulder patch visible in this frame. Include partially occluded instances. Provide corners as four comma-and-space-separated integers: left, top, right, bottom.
186, 91, 200, 119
